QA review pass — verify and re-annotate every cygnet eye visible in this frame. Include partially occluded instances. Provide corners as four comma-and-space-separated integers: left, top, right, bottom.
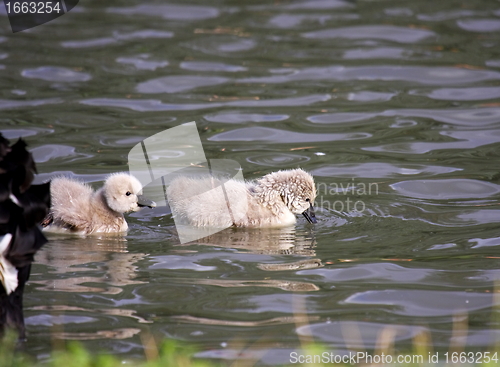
126, 191, 132, 196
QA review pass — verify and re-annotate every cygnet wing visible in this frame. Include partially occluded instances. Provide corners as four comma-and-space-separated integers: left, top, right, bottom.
50, 178, 94, 228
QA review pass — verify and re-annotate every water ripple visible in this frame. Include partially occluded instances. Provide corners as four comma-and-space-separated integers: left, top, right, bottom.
21, 67, 91, 82
61, 37, 116, 48
186, 36, 257, 55
238, 66, 500, 85
343, 47, 412, 60
136, 76, 229, 94
457, 19, 500, 32
33, 171, 108, 185
282, 0, 352, 10
208, 127, 371, 143
26, 314, 97, 327
80, 98, 217, 111
413, 86, 500, 101
365, 129, 500, 154
300, 263, 432, 283
80, 94, 330, 111
250, 0, 351, 11
0, 98, 62, 110
268, 14, 334, 29
180, 61, 247, 73
205, 111, 289, 123
61, 30, 173, 48
311, 163, 461, 178
303, 25, 435, 43
391, 179, 500, 200
344, 290, 493, 317
246, 153, 310, 167
1, 128, 53, 139
31, 144, 92, 163
310, 107, 500, 126
107, 4, 220, 20
384, 8, 413, 17
469, 236, 500, 249
150, 255, 216, 272
343, 47, 410, 60
455, 210, 500, 225
417, 10, 481, 21
114, 30, 174, 40
116, 55, 169, 71
297, 321, 426, 347
225, 94, 330, 107
308, 112, 377, 124
391, 108, 500, 126
346, 91, 395, 102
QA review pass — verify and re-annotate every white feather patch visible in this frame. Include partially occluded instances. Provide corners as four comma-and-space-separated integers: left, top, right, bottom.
9, 194, 20, 206
0, 234, 18, 295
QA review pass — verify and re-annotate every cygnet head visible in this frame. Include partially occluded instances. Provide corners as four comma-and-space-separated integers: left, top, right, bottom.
256, 168, 317, 223
102, 173, 156, 213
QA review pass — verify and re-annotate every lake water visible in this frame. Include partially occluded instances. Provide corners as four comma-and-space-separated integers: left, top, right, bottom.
1, 0, 500, 364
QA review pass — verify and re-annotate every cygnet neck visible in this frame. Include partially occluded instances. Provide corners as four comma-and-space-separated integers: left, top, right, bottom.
92, 188, 123, 217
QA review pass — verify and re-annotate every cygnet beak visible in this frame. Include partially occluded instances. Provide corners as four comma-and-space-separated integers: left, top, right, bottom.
302, 202, 317, 224
137, 195, 156, 208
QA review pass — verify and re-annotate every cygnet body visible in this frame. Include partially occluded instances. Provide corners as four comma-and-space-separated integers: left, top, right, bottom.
43, 173, 155, 235
167, 168, 317, 228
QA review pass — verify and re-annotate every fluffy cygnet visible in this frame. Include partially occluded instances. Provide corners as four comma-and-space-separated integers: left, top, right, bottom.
167, 168, 317, 228
42, 173, 155, 235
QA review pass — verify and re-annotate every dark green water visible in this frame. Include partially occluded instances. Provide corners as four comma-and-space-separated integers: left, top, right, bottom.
1, 0, 500, 364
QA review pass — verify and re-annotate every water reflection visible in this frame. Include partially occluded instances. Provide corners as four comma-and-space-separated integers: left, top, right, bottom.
173, 314, 319, 327
47, 328, 141, 340
31, 305, 152, 324
177, 278, 319, 292
192, 227, 317, 256
35, 237, 147, 294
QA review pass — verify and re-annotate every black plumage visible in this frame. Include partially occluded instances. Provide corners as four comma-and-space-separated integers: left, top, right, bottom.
0, 134, 50, 339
